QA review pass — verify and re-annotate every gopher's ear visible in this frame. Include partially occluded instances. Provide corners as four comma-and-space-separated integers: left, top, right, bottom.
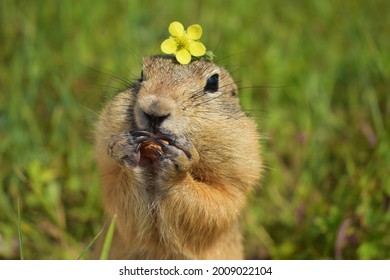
231, 82, 238, 96
220, 68, 238, 97
141, 56, 156, 80
142, 56, 153, 68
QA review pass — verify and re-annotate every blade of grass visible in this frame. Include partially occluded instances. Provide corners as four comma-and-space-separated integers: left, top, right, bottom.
77, 223, 106, 260
99, 214, 116, 260
18, 197, 24, 260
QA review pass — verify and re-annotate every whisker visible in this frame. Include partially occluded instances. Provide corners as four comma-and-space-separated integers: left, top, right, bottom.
84, 66, 136, 89
192, 92, 225, 108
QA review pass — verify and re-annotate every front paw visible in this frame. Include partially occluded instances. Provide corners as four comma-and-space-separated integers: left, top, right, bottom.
155, 137, 199, 185
108, 130, 151, 167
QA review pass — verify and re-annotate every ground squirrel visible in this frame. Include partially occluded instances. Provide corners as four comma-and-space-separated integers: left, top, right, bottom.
94, 55, 262, 259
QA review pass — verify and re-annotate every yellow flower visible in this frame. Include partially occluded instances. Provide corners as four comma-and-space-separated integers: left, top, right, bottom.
161, 21, 207, 65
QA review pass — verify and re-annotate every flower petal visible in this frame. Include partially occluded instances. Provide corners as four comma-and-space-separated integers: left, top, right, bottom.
189, 41, 206, 57
169, 21, 184, 37
161, 38, 177, 54
176, 49, 192, 65
187, 24, 202, 40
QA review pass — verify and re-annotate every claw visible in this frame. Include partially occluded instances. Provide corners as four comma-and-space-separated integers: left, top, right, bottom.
155, 135, 193, 160
135, 143, 142, 153
150, 145, 165, 160
126, 130, 152, 137
156, 134, 176, 144
130, 135, 150, 144
169, 139, 193, 160
154, 138, 169, 148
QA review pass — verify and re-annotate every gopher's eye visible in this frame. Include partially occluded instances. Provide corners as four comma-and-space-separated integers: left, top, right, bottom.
204, 74, 219, 93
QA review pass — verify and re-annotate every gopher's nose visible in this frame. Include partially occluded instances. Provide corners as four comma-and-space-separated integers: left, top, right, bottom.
137, 94, 175, 133
143, 111, 170, 134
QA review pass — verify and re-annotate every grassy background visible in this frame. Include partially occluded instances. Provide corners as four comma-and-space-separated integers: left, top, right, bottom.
1, 0, 389, 259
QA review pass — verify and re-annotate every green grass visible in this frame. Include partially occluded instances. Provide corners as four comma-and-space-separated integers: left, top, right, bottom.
99, 215, 116, 260
17, 198, 23, 260
1, 0, 389, 259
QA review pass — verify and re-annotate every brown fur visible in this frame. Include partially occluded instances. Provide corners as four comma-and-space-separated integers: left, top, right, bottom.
94, 55, 262, 259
